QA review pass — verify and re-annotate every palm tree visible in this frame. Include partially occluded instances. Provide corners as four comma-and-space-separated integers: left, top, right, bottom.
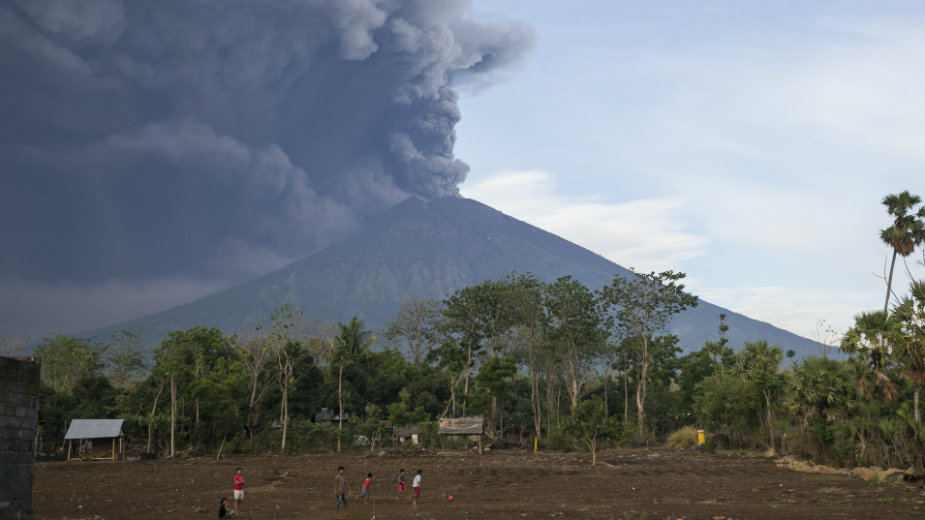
333, 317, 375, 452
880, 191, 925, 314
892, 280, 925, 422
841, 310, 900, 403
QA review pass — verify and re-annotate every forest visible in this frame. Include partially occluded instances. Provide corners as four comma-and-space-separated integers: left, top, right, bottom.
12, 191, 925, 472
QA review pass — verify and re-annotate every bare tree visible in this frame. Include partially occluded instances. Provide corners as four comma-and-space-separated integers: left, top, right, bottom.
385, 298, 443, 364
235, 334, 275, 446
0, 332, 30, 357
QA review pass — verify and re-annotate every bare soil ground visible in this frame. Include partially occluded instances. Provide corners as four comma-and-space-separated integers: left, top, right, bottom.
33, 448, 924, 520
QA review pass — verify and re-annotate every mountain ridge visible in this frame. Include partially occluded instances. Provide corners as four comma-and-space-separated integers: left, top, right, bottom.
75, 196, 821, 357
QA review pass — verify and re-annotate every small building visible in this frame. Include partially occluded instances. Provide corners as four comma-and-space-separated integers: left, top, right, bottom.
64, 419, 125, 461
438, 415, 484, 453
393, 425, 422, 445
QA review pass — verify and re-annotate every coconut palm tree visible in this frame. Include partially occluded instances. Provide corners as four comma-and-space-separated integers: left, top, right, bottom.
880, 191, 925, 314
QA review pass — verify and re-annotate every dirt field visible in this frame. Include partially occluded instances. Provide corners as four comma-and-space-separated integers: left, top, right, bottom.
32, 448, 923, 520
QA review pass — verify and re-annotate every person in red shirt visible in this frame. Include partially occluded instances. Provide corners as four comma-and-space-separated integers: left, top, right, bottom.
358, 472, 372, 503
233, 467, 245, 516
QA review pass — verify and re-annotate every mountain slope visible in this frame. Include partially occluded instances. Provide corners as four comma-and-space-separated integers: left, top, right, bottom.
78, 196, 820, 356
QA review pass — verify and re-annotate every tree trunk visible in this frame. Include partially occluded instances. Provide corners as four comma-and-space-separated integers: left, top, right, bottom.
147, 379, 164, 454
764, 390, 775, 453
462, 339, 473, 416
567, 351, 580, 412
884, 250, 898, 314
169, 374, 176, 457
636, 353, 648, 438
337, 362, 344, 453
623, 353, 629, 424
280, 376, 289, 452
591, 435, 597, 466
912, 385, 922, 423
603, 369, 608, 418
529, 353, 542, 438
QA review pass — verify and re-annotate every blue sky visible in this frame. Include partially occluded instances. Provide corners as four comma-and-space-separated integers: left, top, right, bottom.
456, 0, 924, 340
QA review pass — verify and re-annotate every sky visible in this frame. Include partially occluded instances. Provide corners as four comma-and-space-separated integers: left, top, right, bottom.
0, 1, 922, 343
457, 0, 925, 340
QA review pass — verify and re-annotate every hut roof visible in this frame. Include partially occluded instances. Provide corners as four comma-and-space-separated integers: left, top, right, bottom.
64, 419, 124, 440
438, 415, 483, 435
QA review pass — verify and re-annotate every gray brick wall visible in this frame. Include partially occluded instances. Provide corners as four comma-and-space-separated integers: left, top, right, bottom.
0, 356, 40, 520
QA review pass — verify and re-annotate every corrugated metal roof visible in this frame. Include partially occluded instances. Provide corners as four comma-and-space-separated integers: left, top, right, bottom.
64, 419, 124, 440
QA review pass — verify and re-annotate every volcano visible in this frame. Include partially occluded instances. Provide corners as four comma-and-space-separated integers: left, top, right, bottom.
77, 196, 820, 356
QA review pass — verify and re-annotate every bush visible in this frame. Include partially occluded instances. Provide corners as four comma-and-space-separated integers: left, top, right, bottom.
547, 424, 574, 452
667, 426, 699, 449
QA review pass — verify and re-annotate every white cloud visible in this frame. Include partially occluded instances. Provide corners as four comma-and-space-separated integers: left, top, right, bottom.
460, 169, 708, 272
691, 283, 876, 341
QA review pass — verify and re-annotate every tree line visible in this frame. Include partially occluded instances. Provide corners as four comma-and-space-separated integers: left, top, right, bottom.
23, 190, 925, 471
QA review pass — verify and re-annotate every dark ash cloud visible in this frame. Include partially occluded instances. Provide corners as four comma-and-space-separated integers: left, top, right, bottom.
0, 0, 532, 337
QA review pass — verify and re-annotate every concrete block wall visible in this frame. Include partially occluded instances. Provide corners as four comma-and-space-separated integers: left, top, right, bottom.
0, 356, 40, 520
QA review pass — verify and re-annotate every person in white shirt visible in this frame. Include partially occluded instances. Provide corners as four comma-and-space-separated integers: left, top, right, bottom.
412, 469, 423, 502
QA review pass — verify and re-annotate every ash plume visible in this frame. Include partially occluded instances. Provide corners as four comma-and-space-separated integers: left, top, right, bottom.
0, 0, 532, 336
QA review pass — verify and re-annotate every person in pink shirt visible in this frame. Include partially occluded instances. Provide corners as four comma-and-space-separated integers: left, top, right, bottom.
233, 467, 245, 516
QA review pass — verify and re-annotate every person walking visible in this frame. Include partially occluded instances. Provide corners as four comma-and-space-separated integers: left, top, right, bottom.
411, 469, 423, 502
395, 468, 407, 501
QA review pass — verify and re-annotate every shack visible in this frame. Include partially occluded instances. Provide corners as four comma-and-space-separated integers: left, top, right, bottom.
64, 419, 125, 461
393, 425, 422, 445
438, 415, 484, 453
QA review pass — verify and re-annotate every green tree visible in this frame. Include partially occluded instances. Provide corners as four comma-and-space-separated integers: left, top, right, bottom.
841, 310, 900, 403
880, 190, 925, 313
546, 276, 606, 412
735, 340, 785, 451
892, 280, 925, 422
475, 355, 517, 439
497, 273, 547, 438
332, 317, 375, 452
695, 372, 761, 447
786, 357, 859, 430
601, 270, 698, 437
153, 327, 230, 455
567, 396, 616, 466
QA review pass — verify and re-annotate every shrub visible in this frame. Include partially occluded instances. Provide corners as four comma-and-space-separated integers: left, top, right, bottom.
667, 426, 699, 449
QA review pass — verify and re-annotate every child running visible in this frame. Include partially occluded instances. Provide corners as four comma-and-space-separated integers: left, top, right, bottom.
232, 467, 245, 516
395, 468, 407, 501
412, 469, 423, 502
334, 466, 349, 517
358, 472, 372, 503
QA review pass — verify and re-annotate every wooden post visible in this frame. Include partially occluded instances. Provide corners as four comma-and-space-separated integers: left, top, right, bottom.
112, 437, 116, 461
478, 434, 482, 456
66, 439, 72, 461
